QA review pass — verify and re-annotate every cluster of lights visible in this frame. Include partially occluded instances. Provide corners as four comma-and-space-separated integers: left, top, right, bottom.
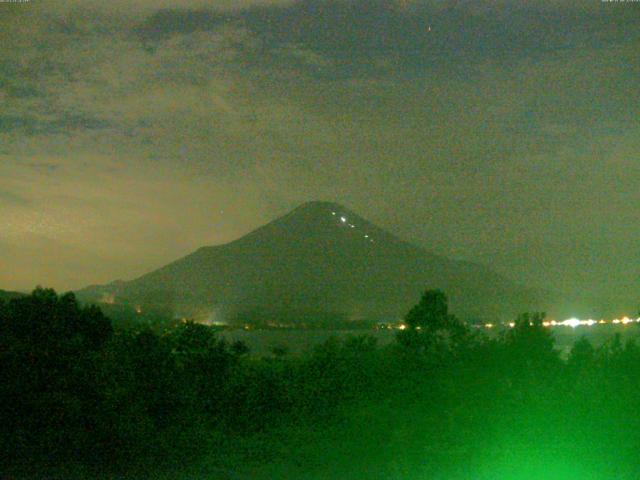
384, 318, 640, 332
481, 317, 640, 329
100, 293, 116, 305
332, 211, 374, 243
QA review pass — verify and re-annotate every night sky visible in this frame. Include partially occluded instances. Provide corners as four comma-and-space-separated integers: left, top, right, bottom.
1, 0, 638, 310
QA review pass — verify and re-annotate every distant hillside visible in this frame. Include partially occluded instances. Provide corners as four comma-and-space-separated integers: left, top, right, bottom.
0, 290, 25, 302
78, 201, 557, 324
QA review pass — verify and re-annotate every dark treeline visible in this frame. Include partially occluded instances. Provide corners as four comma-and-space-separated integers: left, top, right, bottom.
2, 288, 640, 479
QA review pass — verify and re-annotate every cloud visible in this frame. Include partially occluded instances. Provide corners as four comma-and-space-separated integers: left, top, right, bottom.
120, 0, 640, 78
0, 190, 31, 207
27, 0, 295, 17
0, 113, 110, 135
0, 0, 638, 303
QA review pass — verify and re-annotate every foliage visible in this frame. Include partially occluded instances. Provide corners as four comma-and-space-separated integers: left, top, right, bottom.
396, 288, 470, 356
3, 288, 640, 479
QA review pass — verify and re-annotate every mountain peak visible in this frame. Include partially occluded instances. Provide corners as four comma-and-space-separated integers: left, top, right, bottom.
285, 200, 356, 220
293, 200, 349, 212
257, 200, 380, 243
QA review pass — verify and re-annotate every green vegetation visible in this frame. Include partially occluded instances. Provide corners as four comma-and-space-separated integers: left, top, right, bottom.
2, 288, 640, 479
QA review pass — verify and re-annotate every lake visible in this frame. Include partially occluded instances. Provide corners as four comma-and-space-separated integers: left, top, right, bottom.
220, 324, 640, 358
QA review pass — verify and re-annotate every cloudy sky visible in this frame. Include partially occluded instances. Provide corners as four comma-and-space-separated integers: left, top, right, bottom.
1, 0, 638, 309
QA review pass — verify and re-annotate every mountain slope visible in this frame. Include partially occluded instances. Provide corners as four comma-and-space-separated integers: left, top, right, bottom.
78, 201, 553, 324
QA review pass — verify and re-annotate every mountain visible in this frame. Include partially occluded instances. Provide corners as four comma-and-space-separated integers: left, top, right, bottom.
77, 201, 555, 324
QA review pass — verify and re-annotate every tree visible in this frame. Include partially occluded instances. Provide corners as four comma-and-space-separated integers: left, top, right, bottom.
568, 336, 595, 370
503, 312, 558, 373
397, 289, 468, 353
0, 288, 114, 469
405, 289, 450, 331
0, 287, 113, 353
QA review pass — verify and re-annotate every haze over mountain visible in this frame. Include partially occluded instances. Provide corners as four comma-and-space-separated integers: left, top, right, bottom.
77, 201, 571, 324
